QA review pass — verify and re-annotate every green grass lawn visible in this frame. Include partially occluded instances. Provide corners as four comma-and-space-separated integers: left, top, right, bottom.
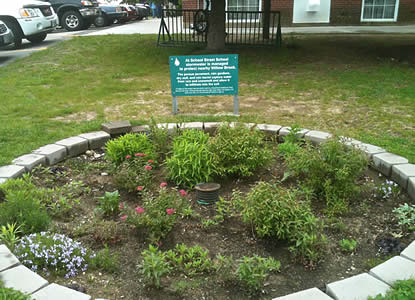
0, 34, 414, 165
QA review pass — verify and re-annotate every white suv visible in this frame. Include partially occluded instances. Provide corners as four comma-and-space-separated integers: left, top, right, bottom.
0, 0, 58, 48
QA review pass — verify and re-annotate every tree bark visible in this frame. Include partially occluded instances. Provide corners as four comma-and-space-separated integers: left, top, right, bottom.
263, 0, 271, 39
207, 0, 226, 50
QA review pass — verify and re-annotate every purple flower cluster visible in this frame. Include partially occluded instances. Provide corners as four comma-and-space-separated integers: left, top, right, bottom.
15, 232, 95, 278
375, 179, 399, 199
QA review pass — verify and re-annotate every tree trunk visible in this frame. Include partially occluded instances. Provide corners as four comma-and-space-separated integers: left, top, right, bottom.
207, 0, 226, 50
263, 0, 271, 40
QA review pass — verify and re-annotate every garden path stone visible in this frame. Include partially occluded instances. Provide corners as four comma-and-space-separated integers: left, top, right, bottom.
0, 164, 25, 179
55, 136, 89, 158
156, 123, 178, 133
257, 124, 282, 138
203, 122, 222, 134
369, 256, 415, 285
0, 265, 48, 294
131, 125, 150, 134
355, 143, 386, 158
272, 287, 333, 300
78, 131, 110, 150
179, 122, 203, 130
408, 177, 415, 201
32, 144, 67, 166
304, 130, 333, 144
0, 178, 6, 184
101, 120, 132, 136
401, 241, 415, 262
0, 245, 19, 272
12, 154, 46, 172
326, 273, 390, 300
278, 127, 309, 142
31, 283, 91, 300
391, 164, 415, 190
372, 152, 409, 177
340, 137, 362, 148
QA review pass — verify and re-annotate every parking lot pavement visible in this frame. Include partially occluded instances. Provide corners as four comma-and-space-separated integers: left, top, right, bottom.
86, 18, 161, 35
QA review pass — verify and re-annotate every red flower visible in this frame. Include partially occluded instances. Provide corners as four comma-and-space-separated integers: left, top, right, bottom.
160, 182, 167, 188
135, 153, 146, 157
166, 208, 176, 215
144, 165, 152, 171
126, 155, 131, 159
179, 189, 187, 196
119, 203, 124, 210
137, 186, 144, 191
135, 206, 145, 214
148, 159, 154, 163
120, 215, 127, 221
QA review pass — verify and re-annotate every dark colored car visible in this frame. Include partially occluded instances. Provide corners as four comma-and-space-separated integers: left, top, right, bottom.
0, 20, 14, 48
135, 3, 150, 20
43, 0, 100, 31
94, 4, 127, 27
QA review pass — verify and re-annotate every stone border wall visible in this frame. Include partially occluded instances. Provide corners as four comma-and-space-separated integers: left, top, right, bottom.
0, 121, 414, 300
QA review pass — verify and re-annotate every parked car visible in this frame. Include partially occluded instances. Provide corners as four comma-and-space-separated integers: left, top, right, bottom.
94, 3, 126, 27
0, 0, 58, 48
135, 3, 150, 20
42, 0, 100, 31
0, 20, 14, 48
120, 4, 137, 22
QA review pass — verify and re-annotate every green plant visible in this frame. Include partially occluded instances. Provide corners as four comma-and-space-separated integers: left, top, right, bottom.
236, 255, 280, 292
149, 118, 174, 162
209, 123, 273, 177
105, 133, 154, 165
96, 190, 120, 216
374, 179, 400, 200
0, 223, 22, 252
393, 203, 415, 231
90, 245, 120, 273
364, 256, 392, 269
166, 129, 215, 188
141, 245, 171, 288
339, 239, 358, 253
369, 279, 415, 300
278, 142, 301, 158
0, 190, 51, 235
285, 137, 368, 215
0, 285, 31, 300
214, 254, 235, 282
165, 244, 213, 276
283, 125, 304, 144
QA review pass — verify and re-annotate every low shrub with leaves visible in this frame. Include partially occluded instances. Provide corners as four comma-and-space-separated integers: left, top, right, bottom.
90, 245, 120, 273
96, 190, 120, 216
149, 119, 175, 161
165, 243, 213, 276
141, 244, 171, 288
339, 239, 358, 253
209, 123, 273, 177
369, 279, 415, 300
0, 223, 22, 252
113, 153, 155, 192
166, 129, 215, 188
234, 182, 326, 265
120, 185, 190, 242
285, 137, 368, 215
393, 203, 415, 231
73, 219, 123, 245
0, 280, 31, 300
106, 133, 154, 165
15, 232, 94, 278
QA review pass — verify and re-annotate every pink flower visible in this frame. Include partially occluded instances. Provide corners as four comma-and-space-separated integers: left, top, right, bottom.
166, 208, 176, 215
144, 165, 152, 171
135, 206, 145, 214
120, 215, 127, 221
137, 186, 144, 191
135, 153, 146, 157
148, 159, 154, 163
179, 189, 187, 196
126, 155, 131, 159
160, 182, 167, 188
119, 203, 124, 210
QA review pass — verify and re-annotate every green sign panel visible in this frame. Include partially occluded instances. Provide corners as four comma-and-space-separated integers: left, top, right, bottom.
169, 54, 239, 96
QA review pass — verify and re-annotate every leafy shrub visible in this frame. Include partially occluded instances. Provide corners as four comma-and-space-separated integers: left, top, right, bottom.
90, 245, 119, 273
0, 284, 31, 300
113, 154, 154, 192
0, 190, 51, 235
209, 123, 273, 177
106, 133, 154, 165
166, 129, 215, 188
369, 279, 415, 300
236, 255, 280, 292
120, 185, 190, 242
277, 142, 301, 158
393, 203, 415, 231
165, 243, 213, 276
149, 118, 172, 162
339, 239, 357, 253
96, 190, 120, 216
73, 219, 122, 245
141, 245, 171, 288
285, 138, 368, 215
15, 232, 94, 278
234, 182, 326, 264
0, 223, 22, 252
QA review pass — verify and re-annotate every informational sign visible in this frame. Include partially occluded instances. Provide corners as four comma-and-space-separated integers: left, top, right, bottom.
169, 54, 239, 115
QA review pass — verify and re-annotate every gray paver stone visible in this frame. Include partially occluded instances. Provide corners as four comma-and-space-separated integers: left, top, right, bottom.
12, 154, 46, 172
305, 130, 333, 144
372, 152, 409, 177
0, 178, 6, 184
101, 120, 132, 135
369, 256, 415, 285
0, 245, 19, 272
257, 124, 282, 138
179, 122, 204, 130
273, 287, 333, 300
326, 273, 390, 300
278, 127, 309, 142
131, 125, 150, 135
355, 143, 386, 158
31, 283, 91, 300
409, 177, 415, 201
0, 265, 48, 294
55, 136, 89, 158
391, 164, 415, 190
203, 122, 222, 134
340, 137, 362, 148
0, 165, 25, 179
32, 144, 67, 166
78, 131, 111, 150
156, 123, 178, 133
401, 241, 415, 262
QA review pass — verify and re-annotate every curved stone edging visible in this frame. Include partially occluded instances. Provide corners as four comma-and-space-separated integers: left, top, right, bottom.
0, 121, 414, 300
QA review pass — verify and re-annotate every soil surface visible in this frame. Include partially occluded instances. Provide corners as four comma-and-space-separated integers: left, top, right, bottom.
27, 147, 414, 300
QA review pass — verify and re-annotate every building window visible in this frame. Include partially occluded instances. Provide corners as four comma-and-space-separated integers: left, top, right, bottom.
361, 0, 399, 22
226, 0, 261, 20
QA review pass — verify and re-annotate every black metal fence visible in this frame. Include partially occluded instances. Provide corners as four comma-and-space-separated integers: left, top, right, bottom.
157, 9, 282, 47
